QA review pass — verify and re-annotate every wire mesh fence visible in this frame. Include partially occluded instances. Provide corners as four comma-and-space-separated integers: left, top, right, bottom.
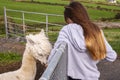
4, 7, 64, 38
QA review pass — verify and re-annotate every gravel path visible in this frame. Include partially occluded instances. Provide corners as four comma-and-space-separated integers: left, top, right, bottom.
98, 57, 120, 80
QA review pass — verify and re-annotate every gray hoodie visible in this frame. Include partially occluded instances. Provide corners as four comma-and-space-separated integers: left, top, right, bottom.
48, 23, 117, 80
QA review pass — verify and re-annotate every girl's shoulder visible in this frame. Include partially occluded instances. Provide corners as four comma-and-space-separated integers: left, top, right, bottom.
62, 23, 83, 33
62, 23, 82, 30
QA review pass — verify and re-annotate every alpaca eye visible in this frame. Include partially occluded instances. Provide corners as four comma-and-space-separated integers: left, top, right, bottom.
38, 53, 43, 56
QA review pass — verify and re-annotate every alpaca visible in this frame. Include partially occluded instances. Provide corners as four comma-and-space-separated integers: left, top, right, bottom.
0, 29, 52, 80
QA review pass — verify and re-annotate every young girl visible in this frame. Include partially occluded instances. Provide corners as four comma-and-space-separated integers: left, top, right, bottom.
48, 1, 117, 80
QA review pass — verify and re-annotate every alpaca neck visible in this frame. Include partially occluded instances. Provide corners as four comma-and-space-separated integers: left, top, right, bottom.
20, 46, 36, 78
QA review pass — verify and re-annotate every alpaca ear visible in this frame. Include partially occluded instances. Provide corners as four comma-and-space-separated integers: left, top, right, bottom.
39, 29, 45, 35
26, 35, 35, 44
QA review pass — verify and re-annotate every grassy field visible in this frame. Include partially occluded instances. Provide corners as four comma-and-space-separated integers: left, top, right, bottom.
86, 0, 120, 2
0, 0, 119, 21
32, 0, 120, 10
103, 28, 120, 54
32, 0, 120, 3
87, 9, 115, 20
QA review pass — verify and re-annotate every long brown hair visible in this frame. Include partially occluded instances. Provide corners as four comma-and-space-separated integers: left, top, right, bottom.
64, 1, 106, 60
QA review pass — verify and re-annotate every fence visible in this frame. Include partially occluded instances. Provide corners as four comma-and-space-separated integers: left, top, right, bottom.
4, 7, 68, 80
39, 42, 68, 80
4, 7, 64, 38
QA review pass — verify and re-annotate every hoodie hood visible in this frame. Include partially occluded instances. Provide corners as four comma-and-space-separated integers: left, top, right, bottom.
61, 23, 86, 52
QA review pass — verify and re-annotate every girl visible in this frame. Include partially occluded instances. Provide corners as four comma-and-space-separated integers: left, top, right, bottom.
48, 1, 117, 80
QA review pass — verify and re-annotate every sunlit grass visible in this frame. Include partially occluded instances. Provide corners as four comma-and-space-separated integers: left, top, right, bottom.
103, 28, 120, 54
0, 0, 118, 21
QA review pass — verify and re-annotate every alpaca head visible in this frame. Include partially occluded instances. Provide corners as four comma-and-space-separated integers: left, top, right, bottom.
26, 29, 52, 64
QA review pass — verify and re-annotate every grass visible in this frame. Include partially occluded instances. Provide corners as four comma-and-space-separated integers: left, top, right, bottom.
0, 52, 22, 66
32, 0, 120, 10
48, 31, 59, 42
31, 0, 120, 3
87, 0, 120, 3
83, 2, 120, 10
0, 0, 118, 21
103, 28, 120, 54
87, 9, 116, 20
0, 0, 64, 16
34, 0, 69, 4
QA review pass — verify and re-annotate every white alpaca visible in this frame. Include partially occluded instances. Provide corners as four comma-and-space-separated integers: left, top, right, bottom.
0, 29, 52, 80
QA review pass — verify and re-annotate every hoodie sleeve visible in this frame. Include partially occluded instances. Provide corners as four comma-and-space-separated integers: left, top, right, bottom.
102, 31, 117, 62
104, 38, 117, 62
47, 26, 69, 63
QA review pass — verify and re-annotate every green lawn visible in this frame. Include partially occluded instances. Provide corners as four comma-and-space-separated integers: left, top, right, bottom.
0, 0, 119, 21
32, 0, 120, 10
83, 2, 120, 10
0, 1, 64, 15
103, 28, 120, 54
88, 9, 116, 20
87, 0, 120, 2
0, 52, 22, 65
34, 0, 69, 4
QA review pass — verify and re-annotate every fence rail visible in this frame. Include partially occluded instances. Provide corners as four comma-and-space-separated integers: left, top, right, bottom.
39, 42, 68, 80
4, 7, 64, 38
